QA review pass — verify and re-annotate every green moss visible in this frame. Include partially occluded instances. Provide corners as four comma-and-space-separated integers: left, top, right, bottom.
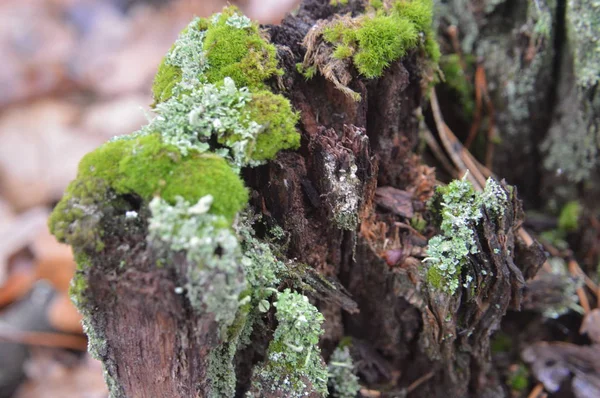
152, 57, 182, 105
152, 7, 281, 106
354, 15, 418, 78
369, 0, 384, 9
490, 331, 512, 354
424, 35, 441, 63
508, 363, 529, 392
332, 44, 354, 60
48, 177, 113, 252
558, 200, 581, 232
69, 253, 91, 308
203, 8, 280, 89
330, 0, 349, 5
49, 133, 248, 251
440, 54, 474, 117
392, 0, 434, 33
82, 134, 247, 220
297, 63, 318, 79
318, 0, 438, 81
242, 91, 300, 161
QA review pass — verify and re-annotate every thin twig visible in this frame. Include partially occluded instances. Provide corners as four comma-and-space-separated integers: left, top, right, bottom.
0, 328, 87, 351
527, 383, 545, 398
407, 371, 435, 394
429, 89, 480, 187
447, 26, 468, 75
422, 127, 459, 179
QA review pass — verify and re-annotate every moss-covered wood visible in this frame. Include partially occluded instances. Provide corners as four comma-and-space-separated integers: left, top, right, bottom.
49, 1, 548, 397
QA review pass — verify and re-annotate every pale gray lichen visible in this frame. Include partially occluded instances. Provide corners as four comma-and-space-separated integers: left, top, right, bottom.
541, 257, 584, 318
207, 301, 252, 398
207, 213, 291, 398
167, 18, 209, 92
237, 215, 285, 295
250, 289, 328, 397
226, 13, 252, 29
541, 0, 599, 182
327, 346, 361, 398
119, 77, 263, 169
147, 195, 246, 328
424, 175, 509, 293
568, 0, 600, 88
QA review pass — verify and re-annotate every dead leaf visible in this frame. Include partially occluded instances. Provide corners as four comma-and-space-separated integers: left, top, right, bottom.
374, 186, 414, 218
14, 351, 107, 398
523, 342, 600, 397
581, 309, 600, 344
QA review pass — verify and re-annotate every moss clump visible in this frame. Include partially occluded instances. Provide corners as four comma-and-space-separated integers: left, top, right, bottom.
332, 44, 354, 60
508, 363, 529, 392
149, 7, 300, 168
49, 133, 248, 251
76, 134, 246, 220
242, 91, 300, 162
152, 6, 280, 105
69, 253, 92, 308
203, 9, 280, 89
424, 176, 509, 293
152, 56, 183, 105
48, 177, 112, 252
353, 14, 418, 78
320, 0, 438, 79
558, 200, 581, 232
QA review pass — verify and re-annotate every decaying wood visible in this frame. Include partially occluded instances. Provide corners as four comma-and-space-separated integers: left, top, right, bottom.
72, 0, 547, 397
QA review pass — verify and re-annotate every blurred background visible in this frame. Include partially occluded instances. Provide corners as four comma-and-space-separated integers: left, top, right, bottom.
0, 0, 297, 396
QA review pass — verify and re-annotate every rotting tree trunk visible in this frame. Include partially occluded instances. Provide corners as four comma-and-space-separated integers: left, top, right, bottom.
58, 1, 548, 397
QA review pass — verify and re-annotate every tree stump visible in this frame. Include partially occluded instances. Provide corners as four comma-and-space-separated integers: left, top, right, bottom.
48, 1, 546, 397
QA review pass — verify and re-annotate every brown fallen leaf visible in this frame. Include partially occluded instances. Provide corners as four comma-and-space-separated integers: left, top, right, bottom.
31, 225, 76, 295
374, 186, 414, 218
522, 342, 600, 397
581, 309, 600, 344
14, 350, 108, 398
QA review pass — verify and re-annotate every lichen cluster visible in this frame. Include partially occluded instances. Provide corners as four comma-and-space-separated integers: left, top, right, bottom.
250, 289, 329, 397
539, 0, 599, 182
424, 176, 508, 293
327, 344, 361, 398
48, 6, 330, 397
299, 0, 439, 100
149, 8, 300, 168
